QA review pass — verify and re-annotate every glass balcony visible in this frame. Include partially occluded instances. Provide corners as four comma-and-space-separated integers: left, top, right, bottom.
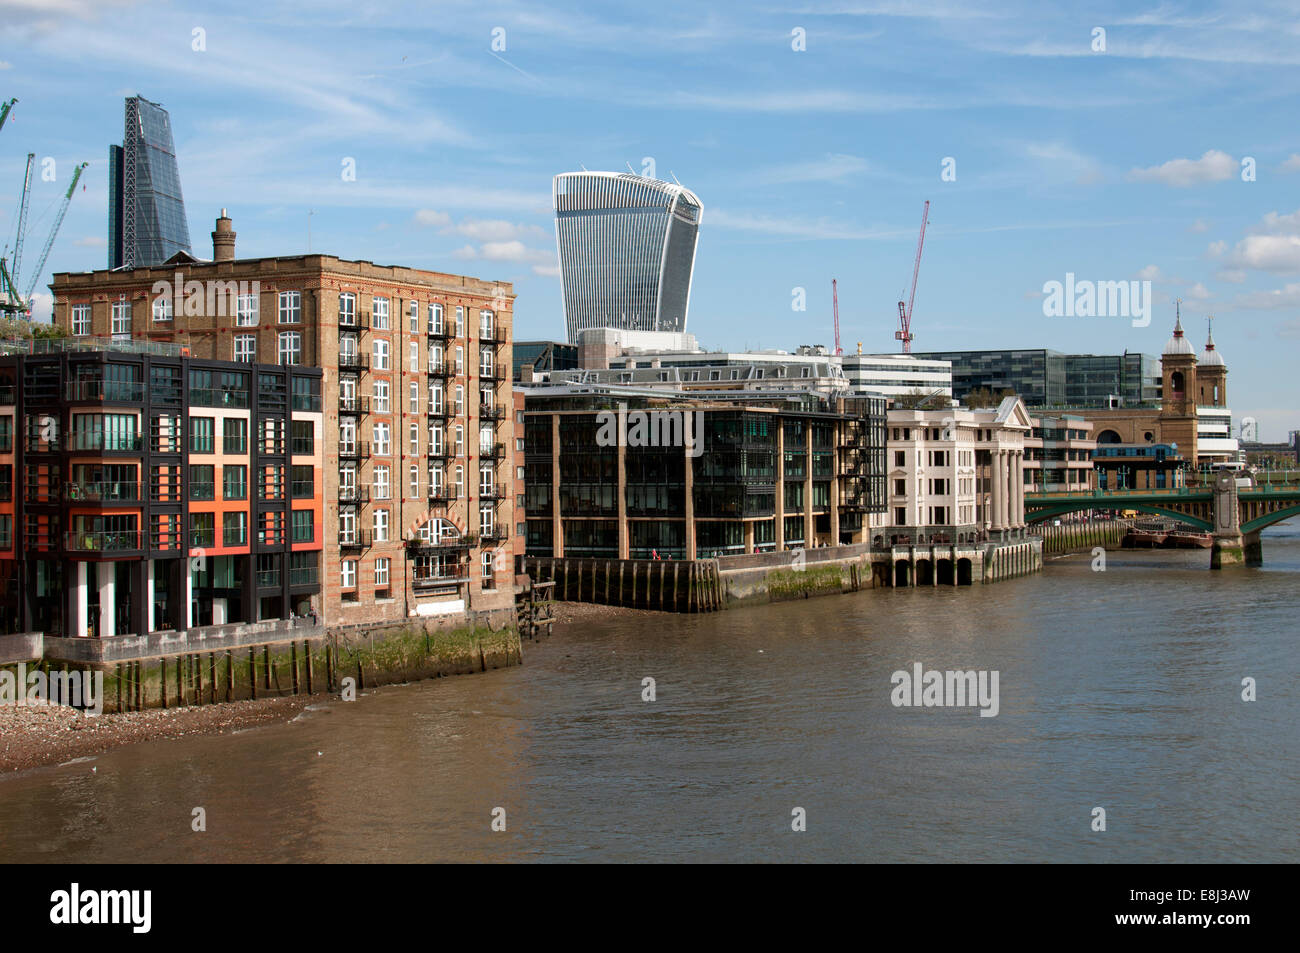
65, 530, 141, 552
64, 481, 141, 503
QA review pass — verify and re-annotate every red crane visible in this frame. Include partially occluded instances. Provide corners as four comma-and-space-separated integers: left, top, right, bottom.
896, 199, 929, 353
832, 278, 841, 356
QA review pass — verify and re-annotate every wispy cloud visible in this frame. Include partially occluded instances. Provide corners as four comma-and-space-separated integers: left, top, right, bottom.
1128, 150, 1237, 187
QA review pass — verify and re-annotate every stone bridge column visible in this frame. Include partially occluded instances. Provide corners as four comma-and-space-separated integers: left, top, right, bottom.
1210, 470, 1246, 569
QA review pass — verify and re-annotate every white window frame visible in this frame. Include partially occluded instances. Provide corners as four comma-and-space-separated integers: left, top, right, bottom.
71, 303, 90, 336
234, 334, 256, 363
409, 381, 419, 414
407, 299, 419, 333
373, 508, 389, 542
338, 292, 356, 327
278, 331, 302, 366
111, 299, 130, 338
429, 303, 443, 334
373, 421, 390, 456
409, 340, 419, 373
373, 339, 389, 371
236, 293, 258, 326
376, 557, 390, 588
373, 380, 389, 413
372, 296, 390, 330
278, 291, 301, 324
341, 558, 357, 587
152, 295, 173, 323
373, 465, 390, 500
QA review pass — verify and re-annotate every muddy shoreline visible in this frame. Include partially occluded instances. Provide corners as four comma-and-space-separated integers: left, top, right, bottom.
1, 603, 666, 776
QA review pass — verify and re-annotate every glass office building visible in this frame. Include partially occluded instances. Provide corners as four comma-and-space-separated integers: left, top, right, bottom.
553, 172, 702, 343
912, 348, 1159, 408
108, 96, 192, 269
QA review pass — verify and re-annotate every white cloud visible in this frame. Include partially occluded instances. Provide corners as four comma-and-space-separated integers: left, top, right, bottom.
1250, 209, 1300, 234
1186, 282, 1211, 300
1135, 264, 1163, 281
447, 218, 547, 242
1127, 150, 1237, 187
1188, 219, 1210, 233
413, 209, 451, 227
1280, 155, 1300, 174
454, 240, 554, 265
73, 235, 106, 247
1208, 240, 1228, 257
1224, 234, 1300, 274
532, 264, 560, 277
1233, 283, 1300, 310
754, 153, 873, 184
26, 291, 52, 323
1215, 269, 1247, 284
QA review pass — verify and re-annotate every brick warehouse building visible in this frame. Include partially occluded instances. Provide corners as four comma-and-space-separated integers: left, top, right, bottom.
0, 339, 324, 637
49, 212, 521, 629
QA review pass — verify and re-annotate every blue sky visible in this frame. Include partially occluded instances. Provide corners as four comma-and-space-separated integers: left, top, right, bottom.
1, 0, 1298, 438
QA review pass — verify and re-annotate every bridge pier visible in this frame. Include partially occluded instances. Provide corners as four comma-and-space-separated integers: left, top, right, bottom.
1211, 471, 1248, 571
1244, 530, 1263, 567
1211, 533, 1246, 570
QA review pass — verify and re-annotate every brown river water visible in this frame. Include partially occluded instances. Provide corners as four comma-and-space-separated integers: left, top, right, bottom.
2, 526, 1297, 863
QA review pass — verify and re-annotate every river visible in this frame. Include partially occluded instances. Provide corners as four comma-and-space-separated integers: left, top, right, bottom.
2, 525, 1297, 863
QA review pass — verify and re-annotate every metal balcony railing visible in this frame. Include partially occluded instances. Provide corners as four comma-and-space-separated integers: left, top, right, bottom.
428, 487, 457, 504
339, 353, 370, 372
338, 396, 370, 416
64, 481, 141, 503
480, 405, 506, 422
67, 433, 144, 452
338, 529, 372, 550
338, 485, 370, 504
413, 571, 469, 589
338, 313, 370, 333
338, 441, 371, 460
65, 380, 147, 403
65, 530, 141, 552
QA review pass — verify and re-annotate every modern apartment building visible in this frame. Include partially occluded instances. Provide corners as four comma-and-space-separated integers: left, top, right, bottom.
553, 172, 702, 342
521, 386, 886, 558
0, 339, 324, 638
108, 96, 192, 269
49, 214, 521, 629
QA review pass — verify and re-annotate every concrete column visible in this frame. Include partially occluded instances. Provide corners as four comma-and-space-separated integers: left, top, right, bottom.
744, 520, 755, 554
185, 565, 194, 630
684, 437, 696, 561
146, 559, 156, 632
97, 561, 116, 639
1012, 452, 1024, 528
774, 421, 785, 550
991, 450, 1004, 531
617, 419, 629, 559
71, 561, 88, 638
551, 414, 563, 557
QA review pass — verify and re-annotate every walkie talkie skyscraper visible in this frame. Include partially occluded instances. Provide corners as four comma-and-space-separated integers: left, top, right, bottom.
553, 171, 702, 344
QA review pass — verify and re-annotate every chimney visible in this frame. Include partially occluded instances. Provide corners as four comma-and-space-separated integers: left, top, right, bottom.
212, 209, 236, 262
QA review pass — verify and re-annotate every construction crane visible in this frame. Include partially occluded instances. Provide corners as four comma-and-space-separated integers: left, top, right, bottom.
895, 199, 929, 354
23, 161, 88, 307
0, 98, 15, 135
832, 278, 842, 356
1, 153, 35, 316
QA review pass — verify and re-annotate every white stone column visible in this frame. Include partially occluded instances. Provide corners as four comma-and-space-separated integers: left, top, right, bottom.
185, 565, 194, 630
1015, 452, 1025, 527
97, 561, 116, 639
991, 450, 1004, 530
146, 560, 156, 632
72, 562, 88, 638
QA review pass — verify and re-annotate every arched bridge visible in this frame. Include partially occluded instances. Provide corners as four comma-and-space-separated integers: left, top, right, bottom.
1025, 476, 1300, 568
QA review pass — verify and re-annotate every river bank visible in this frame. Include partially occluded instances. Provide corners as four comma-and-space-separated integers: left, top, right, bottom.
0, 695, 320, 775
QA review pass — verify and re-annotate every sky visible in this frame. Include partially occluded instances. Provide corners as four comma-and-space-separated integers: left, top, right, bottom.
1, 0, 1298, 439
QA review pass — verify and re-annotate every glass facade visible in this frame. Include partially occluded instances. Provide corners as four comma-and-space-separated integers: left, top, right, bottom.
913, 349, 1159, 409
553, 172, 701, 342
109, 96, 192, 269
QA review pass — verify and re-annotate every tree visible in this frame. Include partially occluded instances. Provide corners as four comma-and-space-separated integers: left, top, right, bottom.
893, 388, 952, 409
964, 386, 1016, 409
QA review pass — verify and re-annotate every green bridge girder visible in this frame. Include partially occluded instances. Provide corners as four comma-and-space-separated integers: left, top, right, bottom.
1025, 487, 1300, 535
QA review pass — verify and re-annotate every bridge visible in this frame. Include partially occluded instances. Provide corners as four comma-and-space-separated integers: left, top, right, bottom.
1025, 473, 1300, 568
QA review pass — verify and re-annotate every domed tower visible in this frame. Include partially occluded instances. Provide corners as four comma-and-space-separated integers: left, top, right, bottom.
1159, 301, 1199, 458
1198, 317, 1227, 407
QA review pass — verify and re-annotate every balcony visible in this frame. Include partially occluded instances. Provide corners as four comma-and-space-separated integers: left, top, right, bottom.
407, 533, 475, 553
0, 386, 15, 405
428, 324, 455, 341
289, 566, 320, 587
480, 442, 506, 460
67, 433, 144, 452
338, 313, 370, 334
65, 530, 141, 553
64, 481, 141, 503
256, 570, 281, 590
338, 441, 371, 461
430, 363, 455, 379
478, 326, 506, 344
478, 485, 502, 502
64, 380, 146, 403
480, 405, 507, 422
427, 404, 452, 419
338, 396, 370, 416
427, 446, 452, 460
479, 526, 509, 542
428, 487, 457, 504
338, 485, 370, 504
478, 366, 505, 383
413, 571, 469, 590
338, 530, 372, 551
190, 388, 250, 409
338, 353, 369, 373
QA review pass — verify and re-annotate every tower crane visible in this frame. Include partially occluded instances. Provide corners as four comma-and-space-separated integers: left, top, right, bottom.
895, 199, 929, 353
1, 153, 35, 316
832, 278, 842, 356
0, 98, 15, 135
23, 161, 89, 308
